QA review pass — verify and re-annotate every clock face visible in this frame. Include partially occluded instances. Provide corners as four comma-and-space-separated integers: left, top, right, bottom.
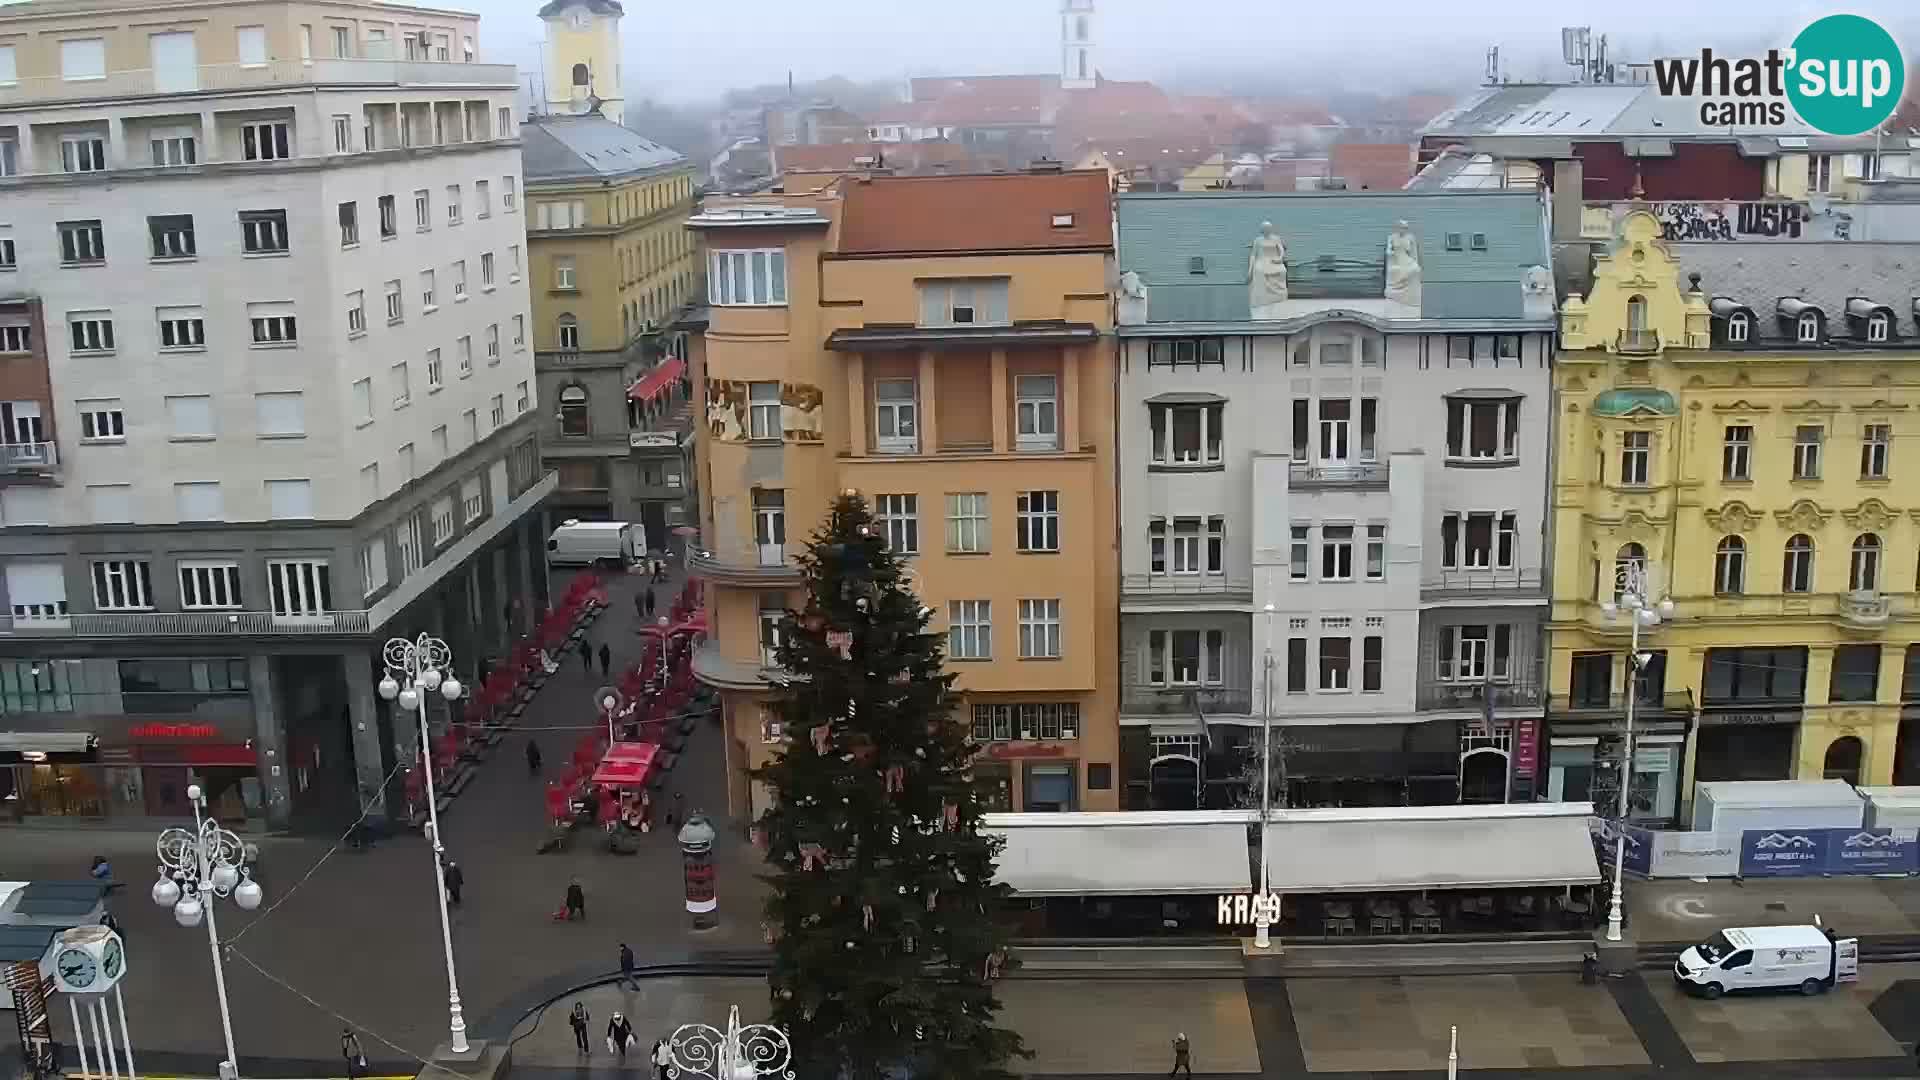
101, 938, 123, 980
56, 948, 98, 990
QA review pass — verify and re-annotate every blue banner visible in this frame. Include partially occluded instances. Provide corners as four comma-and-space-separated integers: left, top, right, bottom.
1739, 828, 1918, 877
1587, 818, 1654, 877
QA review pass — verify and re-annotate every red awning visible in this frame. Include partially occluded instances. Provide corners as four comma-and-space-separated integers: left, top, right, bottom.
627, 357, 686, 403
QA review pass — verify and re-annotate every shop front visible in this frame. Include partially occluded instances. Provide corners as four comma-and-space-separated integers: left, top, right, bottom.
1280, 718, 1460, 807
971, 741, 1081, 813
1544, 691, 1692, 825
2, 713, 262, 826
1693, 708, 1801, 784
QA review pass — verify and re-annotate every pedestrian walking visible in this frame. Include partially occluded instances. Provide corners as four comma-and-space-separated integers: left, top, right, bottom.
643, 587, 656, 617
664, 793, 678, 831
1169, 1032, 1192, 1078
578, 638, 593, 672
565, 877, 586, 920
568, 1003, 591, 1054
598, 642, 612, 678
443, 860, 464, 907
606, 1013, 635, 1059
526, 738, 543, 776
652, 558, 666, 584
619, 941, 639, 990
341, 1029, 366, 1080
651, 1037, 672, 1080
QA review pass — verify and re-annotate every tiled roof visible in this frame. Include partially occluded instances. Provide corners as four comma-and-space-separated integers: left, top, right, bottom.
775, 142, 885, 173
537, 0, 622, 16
1330, 143, 1414, 192
837, 170, 1113, 255
1116, 189, 1549, 322
1674, 243, 1920, 344
521, 114, 686, 182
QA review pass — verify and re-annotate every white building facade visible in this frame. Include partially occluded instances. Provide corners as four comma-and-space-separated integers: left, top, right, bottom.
1114, 190, 1556, 810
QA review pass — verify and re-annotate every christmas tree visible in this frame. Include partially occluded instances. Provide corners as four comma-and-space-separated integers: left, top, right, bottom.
754, 492, 1027, 1080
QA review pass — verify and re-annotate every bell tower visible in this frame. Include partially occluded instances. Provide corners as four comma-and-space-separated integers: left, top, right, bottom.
1060, 0, 1095, 90
539, 0, 625, 121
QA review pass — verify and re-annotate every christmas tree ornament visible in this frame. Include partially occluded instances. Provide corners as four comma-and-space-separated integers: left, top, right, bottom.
943, 802, 959, 831
798, 842, 827, 870
896, 884, 907, 894
825, 629, 854, 659
891, 825, 902, 844
926, 888, 939, 911
811, 724, 831, 755
885, 765, 905, 793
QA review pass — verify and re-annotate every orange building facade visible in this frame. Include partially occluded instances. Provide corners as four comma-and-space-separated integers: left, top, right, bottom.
688, 169, 1121, 820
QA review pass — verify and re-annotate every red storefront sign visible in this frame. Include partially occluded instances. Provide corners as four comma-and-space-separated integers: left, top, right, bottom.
128, 723, 219, 740
1512, 718, 1540, 779
983, 743, 1069, 760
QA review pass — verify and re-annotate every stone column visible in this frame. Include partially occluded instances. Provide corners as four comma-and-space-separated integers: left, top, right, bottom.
247, 654, 293, 832
989, 347, 1009, 452
1060, 344, 1080, 452
344, 654, 390, 822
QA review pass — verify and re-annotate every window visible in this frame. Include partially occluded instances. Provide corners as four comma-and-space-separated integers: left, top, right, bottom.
91, 560, 154, 610
1445, 398, 1521, 460
759, 608, 786, 668
948, 600, 991, 659
240, 209, 289, 254
875, 494, 918, 554
391, 361, 411, 407
1851, 533, 1881, 592
267, 559, 331, 618
1868, 311, 1891, 343
0, 234, 12, 270
241, 121, 290, 162
918, 279, 1009, 326
446, 184, 463, 225
485, 324, 500, 361
1165, 517, 1204, 574
1148, 402, 1224, 465
1146, 338, 1227, 369
502, 176, 516, 211
361, 540, 388, 596
150, 127, 197, 165
456, 336, 472, 378
338, 202, 359, 246
1286, 638, 1308, 692
1289, 525, 1309, 580
748, 381, 781, 440
1320, 524, 1354, 580
1018, 599, 1062, 659
476, 180, 491, 218
256, 391, 304, 436
60, 134, 106, 173
1014, 375, 1059, 451
1149, 629, 1227, 686
5, 562, 67, 622
413, 189, 431, 229
248, 303, 296, 345
1496, 512, 1518, 569
179, 562, 242, 609
425, 348, 444, 390
873, 379, 917, 452
1318, 636, 1351, 690
1722, 425, 1752, 481
538, 200, 586, 230
59, 220, 106, 264
1438, 511, 1502, 571
947, 493, 988, 553
0, 140, 12, 179
396, 517, 422, 577
1620, 430, 1651, 485
461, 476, 483, 523
1365, 524, 1386, 579
1808, 153, 1834, 194
1797, 313, 1821, 344
378, 195, 397, 239
1831, 644, 1881, 703
1206, 516, 1225, 574
331, 115, 351, 153
708, 249, 788, 306
351, 378, 372, 423
1715, 536, 1747, 594
431, 496, 455, 544
77, 399, 124, 441
1782, 533, 1815, 593
236, 24, 267, 65
490, 395, 504, 426
163, 394, 213, 439
509, 245, 522, 280
1727, 312, 1750, 343
1862, 423, 1891, 479
1318, 399, 1351, 460
481, 252, 495, 289
384, 280, 403, 322
1016, 491, 1059, 552
1362, 636, 1383, 692
554, 256, 576, 291
174, 481, 222, 520
1793, 425, 1823, 480
752, 489, 786, 565
0, 324, 28, 351
68, 314, 114, 353
557, 385, 588, 435
462, 408, 478, 446
421, 269, 437, 310
60, 37, 106, 80
345, 291, 366, 336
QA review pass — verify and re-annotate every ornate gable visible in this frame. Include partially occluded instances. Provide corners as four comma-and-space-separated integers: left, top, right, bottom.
1772, 498, 1831, 533
1841, 498, 1899, 531
1704, 501, 1762, 534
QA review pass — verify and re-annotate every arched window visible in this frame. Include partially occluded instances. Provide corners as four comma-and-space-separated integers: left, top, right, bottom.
558, 385, 589, 436
1797, 312, 1820, 343
1824, 735, 1864, 786
1714, 536, 1746, 595
1614, 542, 1646, 601
570, 62, 590, 87
1726, 312, 1749, 344
1850, 533, 1882, 592
1782, 533, 1814, 593
557, 313, 579, 350
1868, 311, 1891, 343
1626, 294, 1648, 332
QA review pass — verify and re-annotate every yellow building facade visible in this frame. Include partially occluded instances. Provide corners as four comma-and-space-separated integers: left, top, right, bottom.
689, 170, 1122, 821
1547, 209, 1920, 815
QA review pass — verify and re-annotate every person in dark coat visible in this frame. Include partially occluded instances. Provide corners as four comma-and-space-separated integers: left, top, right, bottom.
442, 861, 463, 906
565, 877, 586, 920
598, 642, 612, 678
634, 591, 646, 620
619, 942, 639, 990
568, 1003, 591, 1054
526, 738, 542, 776
578, 638, 593, 672
341, 1029, 366, 1080
643, 587, 656, 617
1169, 1033, 1192, 1078
606, 1013, 635, 1059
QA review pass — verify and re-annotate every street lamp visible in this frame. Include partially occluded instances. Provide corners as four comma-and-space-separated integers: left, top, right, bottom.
152, 784, 263, 1080
597, 686, 628, 745
666, 1005, 792, 1080
1597, 560, 1674, 943
377, 633, 470, 1054
1254, 603, 1277, 951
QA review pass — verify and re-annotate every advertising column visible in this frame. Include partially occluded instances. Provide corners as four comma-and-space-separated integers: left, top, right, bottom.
679, 813, 718, 930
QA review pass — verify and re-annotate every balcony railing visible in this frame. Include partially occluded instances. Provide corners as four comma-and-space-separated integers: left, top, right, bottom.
1416, 679, 1544, 711
1548, 689, 1695, 716
1615, 329, 1661, 355
687, 546, 804, 587
0, 441, 58, 473
1287, 460, 1389, 489
1120, 573, 1254, 598
1421, 568, 1545, 596
1122, 684, 1254, 716
1, 609, 373, 638
0, 58, 518, 107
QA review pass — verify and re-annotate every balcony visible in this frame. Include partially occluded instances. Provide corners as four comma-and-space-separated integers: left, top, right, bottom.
691, 641, 783, 691
1287, 460, 1389, 490
1547, 689, 1694, 718
0, 58, 518, 108
1840, 590, 1892, 629
0, 609, 373, 638
1122, 683, 1254, 717
1615, 329, 1661, 355
1421, 568, 1545, 601
0, 441, 59, 480
1416, 678, 1544, 712
688, 544, 804, 588
1120, 573, 1254, 606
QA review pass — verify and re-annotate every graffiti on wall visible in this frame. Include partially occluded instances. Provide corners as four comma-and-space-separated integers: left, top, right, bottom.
1602, 201, 1855, 242
705, 379, 824, 443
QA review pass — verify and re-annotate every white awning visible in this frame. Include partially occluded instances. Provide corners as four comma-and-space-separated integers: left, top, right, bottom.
1265, 806, 1601, 893
0, 732, 94, 754
986, 812, 1254, 896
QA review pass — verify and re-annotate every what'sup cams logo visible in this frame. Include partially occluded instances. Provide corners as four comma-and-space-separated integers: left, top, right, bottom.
1652, 14, 1905, 135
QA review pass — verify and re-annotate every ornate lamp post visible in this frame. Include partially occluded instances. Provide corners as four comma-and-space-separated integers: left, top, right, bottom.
1254, 602, 1277, 950
151, 784, 264, 1080
666, 1006, 792, 1080
1597, 560, 1674, 943
377, 632, 470, 1053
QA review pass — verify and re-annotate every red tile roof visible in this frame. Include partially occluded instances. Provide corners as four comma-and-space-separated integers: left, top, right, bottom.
836, 170, 1113, 256
1329, 143, 1414, 191
775, 142, 886, 173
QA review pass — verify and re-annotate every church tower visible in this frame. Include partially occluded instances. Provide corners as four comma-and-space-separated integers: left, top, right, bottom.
1060, 0, 1095, 90
539, 0, 625, 122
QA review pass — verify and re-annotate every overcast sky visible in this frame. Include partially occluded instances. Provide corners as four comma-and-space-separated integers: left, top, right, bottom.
474, 0, 1920, 105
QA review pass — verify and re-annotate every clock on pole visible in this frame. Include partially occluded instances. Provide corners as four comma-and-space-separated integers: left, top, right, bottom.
52, 925, 127, 995
51, 924, 138, 1080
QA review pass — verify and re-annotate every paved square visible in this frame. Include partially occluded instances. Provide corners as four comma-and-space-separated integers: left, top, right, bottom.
1289, 974, 1649, 1072
511, 976, 771, 1067
1648, 961, 1913, 1063
997, 979, 1261, 1075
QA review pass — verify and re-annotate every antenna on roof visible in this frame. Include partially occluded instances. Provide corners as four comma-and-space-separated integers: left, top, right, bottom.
1485, 46, 1500, 86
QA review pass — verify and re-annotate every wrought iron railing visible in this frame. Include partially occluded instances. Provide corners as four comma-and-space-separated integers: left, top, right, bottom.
0, 609, 373, 637
1122, 684, 1254, 716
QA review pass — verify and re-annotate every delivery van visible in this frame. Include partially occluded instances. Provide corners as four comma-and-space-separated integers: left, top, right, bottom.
547, 520, 643, 568
1674, 924, 1858, 999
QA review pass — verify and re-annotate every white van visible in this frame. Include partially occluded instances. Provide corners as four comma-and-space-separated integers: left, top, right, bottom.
547, 520, 643, 568
1674, 924, 1858, 999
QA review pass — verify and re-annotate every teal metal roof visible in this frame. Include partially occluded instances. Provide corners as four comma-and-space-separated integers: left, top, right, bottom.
1592, 388, 1678, 417
1116, 190, 1549, 324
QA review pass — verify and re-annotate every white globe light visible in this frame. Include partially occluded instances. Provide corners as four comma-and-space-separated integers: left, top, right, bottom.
152, 877, 181, 908
1659, 598, 1676, 618
398, 687, 420, 712
174, 894, 205, 928
377, 676, 400, 701
234, 877, 263, 911
421, 668, 444, 691
440, 677, 462, 701
1599, 601, 1618, 618
601, 694, 618, 712
186, 783, 203, 803
211, 862, 240, 892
